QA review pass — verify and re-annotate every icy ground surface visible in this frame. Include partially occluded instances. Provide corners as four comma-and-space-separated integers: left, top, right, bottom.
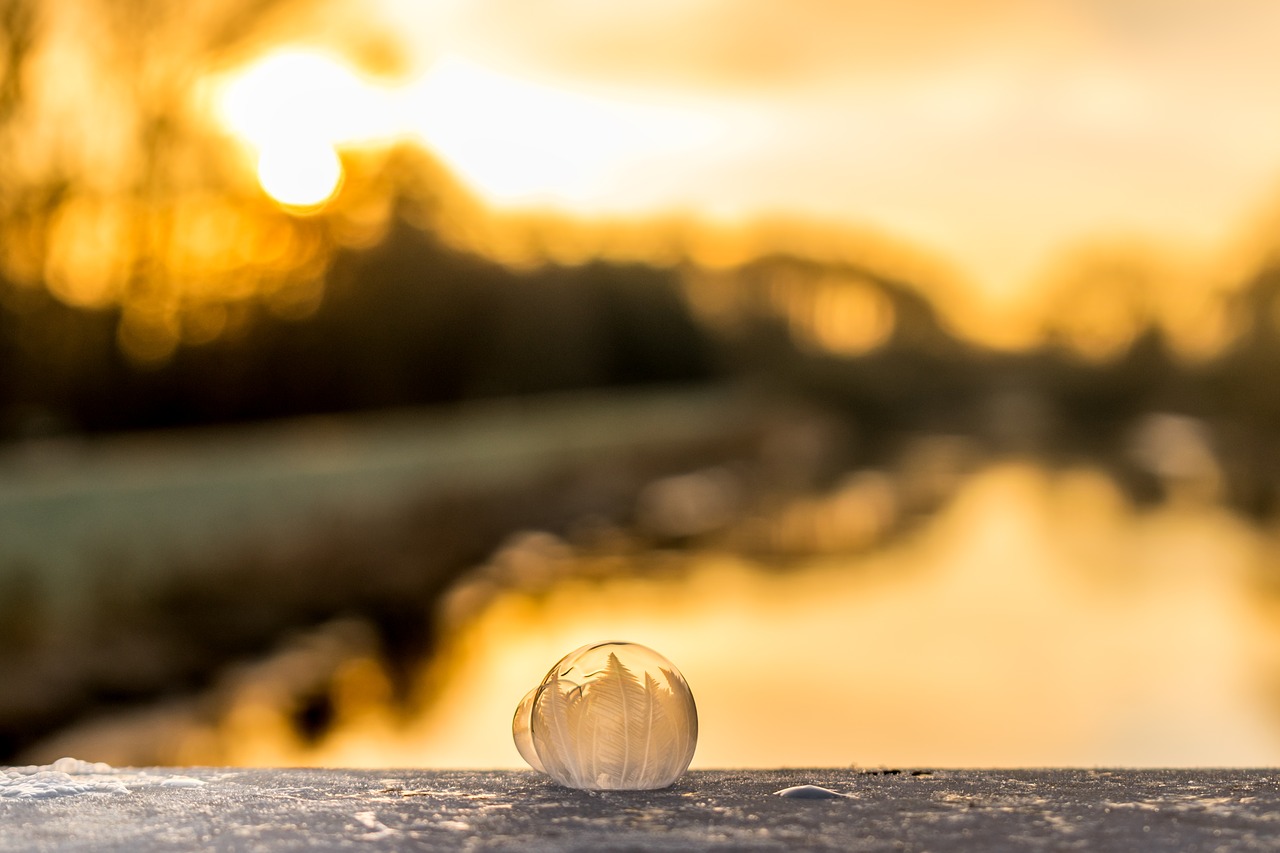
2, 767, 1279, 851
1, 758, 128, 800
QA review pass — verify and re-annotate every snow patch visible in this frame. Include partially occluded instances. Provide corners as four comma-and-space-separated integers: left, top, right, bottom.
2, 758, 127, 799
159, 776, 207, 789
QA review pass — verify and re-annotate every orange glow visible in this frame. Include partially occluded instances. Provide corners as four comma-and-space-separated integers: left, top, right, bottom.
206, 23, 1280, 354
371, 0, 1280, 309
773, 272, 897, 357
404, 466, 1280, 769
9, 2, 1280, 355
43, 196, 133, 308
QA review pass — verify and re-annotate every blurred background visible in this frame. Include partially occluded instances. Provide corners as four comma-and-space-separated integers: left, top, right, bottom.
6, 0, 1280, 769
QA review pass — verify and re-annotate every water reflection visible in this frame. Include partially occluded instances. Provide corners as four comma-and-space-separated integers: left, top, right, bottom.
35, 459, 1280, 768
413, 463, 1280, 768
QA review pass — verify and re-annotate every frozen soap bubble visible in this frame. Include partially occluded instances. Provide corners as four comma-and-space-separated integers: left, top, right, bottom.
513, 642, 698, 790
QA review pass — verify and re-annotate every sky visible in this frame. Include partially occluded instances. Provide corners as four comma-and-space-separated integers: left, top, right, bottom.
358, 0, 1280, 305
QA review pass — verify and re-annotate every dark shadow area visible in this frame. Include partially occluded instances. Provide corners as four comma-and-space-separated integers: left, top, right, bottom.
0, 218, 715, 437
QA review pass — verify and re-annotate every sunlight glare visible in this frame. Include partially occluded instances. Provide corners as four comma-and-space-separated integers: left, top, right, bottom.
217, 48, 724, 214
404, 55, 725, 209
217, 49, 398, 209
257, 139, 344, 209
219, 49, 399, 148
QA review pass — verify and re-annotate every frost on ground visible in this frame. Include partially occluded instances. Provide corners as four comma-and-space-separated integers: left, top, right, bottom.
158, 776, 206, 788
1, 758, 128, 799
4, 769, 1280, 852
1, 758, 222, 800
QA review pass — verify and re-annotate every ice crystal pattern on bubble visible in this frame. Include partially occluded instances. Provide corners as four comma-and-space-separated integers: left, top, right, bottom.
513, 642, 698, 790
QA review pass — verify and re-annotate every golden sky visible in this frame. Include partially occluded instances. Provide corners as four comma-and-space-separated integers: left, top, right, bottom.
14, 0, 1280, 353
359, 0, 1280, 304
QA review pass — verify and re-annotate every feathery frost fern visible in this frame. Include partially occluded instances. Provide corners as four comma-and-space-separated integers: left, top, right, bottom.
517, 642, 698, 790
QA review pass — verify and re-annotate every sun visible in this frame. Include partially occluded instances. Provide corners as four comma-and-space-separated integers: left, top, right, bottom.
215, 49, 397, 210
214, 47, 724, 216
256, 139, 344, 209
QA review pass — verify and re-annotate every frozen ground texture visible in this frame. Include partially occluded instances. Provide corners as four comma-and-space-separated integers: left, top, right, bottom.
1, 758, 126, 799
2, 765, 1278, 851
